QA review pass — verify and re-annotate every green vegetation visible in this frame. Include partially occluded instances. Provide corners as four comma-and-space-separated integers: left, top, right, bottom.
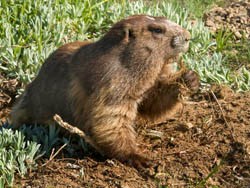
168, 0, 224, 18
0, 0, 249, 186
19, 124, 90, 158
0, 128, 40, 187
1, 0, 249, 90
0, 123, 88, 187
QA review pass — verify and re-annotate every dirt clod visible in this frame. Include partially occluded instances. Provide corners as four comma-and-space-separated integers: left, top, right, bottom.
0, 74, 20, 123
204, 0, 250, 38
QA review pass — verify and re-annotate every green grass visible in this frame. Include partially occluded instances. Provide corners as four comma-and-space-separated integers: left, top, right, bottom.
168, 0, 224, 18
195, 162, 221, 188
0, 0, 250, 186
19, 123, 90, 158
0, 123, 89, 187
0, 0, 249, 90
0, 128, 40, 187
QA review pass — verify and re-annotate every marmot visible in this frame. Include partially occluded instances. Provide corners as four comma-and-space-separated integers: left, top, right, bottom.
11, 15, 199, 167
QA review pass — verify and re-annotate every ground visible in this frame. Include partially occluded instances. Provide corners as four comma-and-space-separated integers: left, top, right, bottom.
1, 73, 250, 187
1, 1, 250, 188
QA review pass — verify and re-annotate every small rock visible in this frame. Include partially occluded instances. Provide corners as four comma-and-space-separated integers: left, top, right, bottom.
195, 127, 203, 134
105, 159, 116, 166
215, 15, 222, 21
234, 31, 242, 38
120, 182, 130, 188
206, 20, 215, 27
182, 122, 194, 129
66, 163, 81, 169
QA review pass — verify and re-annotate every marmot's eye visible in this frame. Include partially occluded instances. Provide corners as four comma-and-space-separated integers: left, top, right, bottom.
149, 27, 163, 34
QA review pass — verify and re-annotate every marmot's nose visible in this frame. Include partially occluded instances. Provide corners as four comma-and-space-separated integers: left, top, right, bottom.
184, 30, 191, 41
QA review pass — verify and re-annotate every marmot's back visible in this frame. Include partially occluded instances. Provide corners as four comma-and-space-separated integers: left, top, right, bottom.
11, 41, 90, 126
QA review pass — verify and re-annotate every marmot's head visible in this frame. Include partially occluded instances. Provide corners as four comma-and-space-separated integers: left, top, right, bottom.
105, 15, 190, 62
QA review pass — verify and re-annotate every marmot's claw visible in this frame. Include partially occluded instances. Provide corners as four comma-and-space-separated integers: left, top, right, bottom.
182, 70, 200, 92
128, 153, 152, 169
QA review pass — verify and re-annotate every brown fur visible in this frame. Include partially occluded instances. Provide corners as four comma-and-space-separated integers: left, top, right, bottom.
137, 60, 188, 124
10, 15, 197, 166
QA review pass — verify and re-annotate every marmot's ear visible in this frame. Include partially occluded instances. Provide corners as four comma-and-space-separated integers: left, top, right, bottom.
123, 24, 134, 43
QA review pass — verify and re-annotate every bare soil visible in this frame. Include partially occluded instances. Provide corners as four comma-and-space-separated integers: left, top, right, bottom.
0, 74, 20, 123
1, 74, 250, 188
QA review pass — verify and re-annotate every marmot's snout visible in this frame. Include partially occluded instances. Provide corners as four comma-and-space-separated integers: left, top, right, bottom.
171, 30, 191, 53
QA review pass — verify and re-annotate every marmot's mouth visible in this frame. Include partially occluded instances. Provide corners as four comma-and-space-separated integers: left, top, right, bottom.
171, 36, 190, 53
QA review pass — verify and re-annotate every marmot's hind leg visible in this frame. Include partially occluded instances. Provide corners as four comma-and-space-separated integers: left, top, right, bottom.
10, 93, 32, 129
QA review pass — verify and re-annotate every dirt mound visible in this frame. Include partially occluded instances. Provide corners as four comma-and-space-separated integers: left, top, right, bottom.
204, 0, 250, 39
13, 85, 250, 187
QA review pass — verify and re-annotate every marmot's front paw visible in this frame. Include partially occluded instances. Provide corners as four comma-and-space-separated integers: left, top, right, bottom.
182, 70, 200, 92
